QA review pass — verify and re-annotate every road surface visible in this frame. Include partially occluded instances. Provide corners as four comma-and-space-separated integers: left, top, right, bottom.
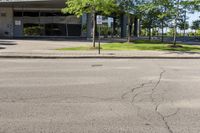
0, 59, 200, 133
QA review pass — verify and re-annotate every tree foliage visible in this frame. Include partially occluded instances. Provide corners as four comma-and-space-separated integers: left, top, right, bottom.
62, 0, 117, 47
62, 0, 199, 47
191, 20, 200, 30
62, 0, 117, 17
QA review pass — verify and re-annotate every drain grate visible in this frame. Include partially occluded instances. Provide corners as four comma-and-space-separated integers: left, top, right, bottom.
91, 64, 103, 67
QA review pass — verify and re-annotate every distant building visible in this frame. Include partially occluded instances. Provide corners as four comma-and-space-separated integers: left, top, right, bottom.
0, 0, 138, 38
0, 0, 91, 38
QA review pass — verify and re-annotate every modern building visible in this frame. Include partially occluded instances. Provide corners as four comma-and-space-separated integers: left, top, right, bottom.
0, 0, 135, 38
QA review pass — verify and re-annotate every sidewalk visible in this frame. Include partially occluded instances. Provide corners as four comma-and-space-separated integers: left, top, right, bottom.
1, 50, 200, 59
1, 39, 200, 59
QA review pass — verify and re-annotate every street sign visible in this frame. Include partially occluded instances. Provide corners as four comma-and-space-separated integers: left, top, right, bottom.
108, 17, 114, 23
96, 15, 102, 54
97, 15, 103, 25
15, 20, 21, 26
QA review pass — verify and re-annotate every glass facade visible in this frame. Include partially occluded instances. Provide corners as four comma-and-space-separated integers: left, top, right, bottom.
14, 10, 82, 37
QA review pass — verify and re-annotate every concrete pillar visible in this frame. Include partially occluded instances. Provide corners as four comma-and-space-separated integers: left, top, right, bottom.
113, 17, 117, 35
134, 18, 137, 37
86, 13, 92, 39
134, 18, 140, 37
137, 19, 140, 37
80, 13, 88, 37
120, 14, 127, 38
0, 8, 14, 38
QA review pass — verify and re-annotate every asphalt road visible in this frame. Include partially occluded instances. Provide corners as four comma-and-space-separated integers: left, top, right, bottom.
0, 59, 200, 133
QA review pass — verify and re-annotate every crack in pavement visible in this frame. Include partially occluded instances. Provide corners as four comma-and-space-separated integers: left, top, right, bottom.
155, 104, 180, 133
131, 90, 150, 103
120, 81, 156, 127
164, 108, 180, 119
120, 71, 168, 128
150, 69, 166, 103
122, 67, 179, 133
149, 68, 179, 133
121, 81, 153, 100
149, 69, 175, 133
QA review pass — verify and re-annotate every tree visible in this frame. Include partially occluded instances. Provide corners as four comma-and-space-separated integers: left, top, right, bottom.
156, 0, 174, 42
181, 0, 200, 11
178, 21, 189, 36
179, 0, 199, 37
62, 0, 117, 47
171, 0, 180, 46
171, 0, 200, 46
191, 20, 200, 36
118, 0, 136, 43
137, 0, 162, 40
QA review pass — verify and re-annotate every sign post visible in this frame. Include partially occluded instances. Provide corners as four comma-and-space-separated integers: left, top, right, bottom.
97, 15, 103, 54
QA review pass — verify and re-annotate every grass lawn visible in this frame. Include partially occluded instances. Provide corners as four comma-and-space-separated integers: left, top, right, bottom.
58, 40, 200, 52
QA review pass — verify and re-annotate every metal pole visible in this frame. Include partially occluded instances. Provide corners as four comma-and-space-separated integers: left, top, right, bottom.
98, 25, 101, 54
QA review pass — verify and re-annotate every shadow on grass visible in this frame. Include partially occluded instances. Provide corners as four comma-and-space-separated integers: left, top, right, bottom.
133, 40, 164, 44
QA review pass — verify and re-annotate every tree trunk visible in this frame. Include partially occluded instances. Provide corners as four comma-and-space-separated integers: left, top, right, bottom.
173, 0, 180, 47
127, 15, 131, 43
183, 11, 187, 37
92, 12, 96, 47
113, 17, 117, 37
148, 25, 151, 41
161, 20, 164, 42
173, 21, 177, 46
146, 28, 148, 36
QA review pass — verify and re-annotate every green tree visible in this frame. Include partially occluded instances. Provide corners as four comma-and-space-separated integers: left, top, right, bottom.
178, 21, 189, 36
191, 20, 200, 36
181, 0, 200, 11
137, 0, 162, 40
62, 0, 117, 47
156, 0, 174, 42
171, 0, 181, 46
118, 0, 136, 43
178, 0, 200, 37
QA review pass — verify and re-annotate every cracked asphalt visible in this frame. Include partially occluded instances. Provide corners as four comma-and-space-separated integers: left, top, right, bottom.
0, 59, 200, 133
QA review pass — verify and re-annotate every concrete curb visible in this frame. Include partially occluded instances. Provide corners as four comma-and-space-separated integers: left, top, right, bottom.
1, 55, 200, 59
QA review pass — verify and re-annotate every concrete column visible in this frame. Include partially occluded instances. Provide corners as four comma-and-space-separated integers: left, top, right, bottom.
137, 19, 140, 37
86, 13, 92, 39
134, 18, 140, 37
113, 17, 117, 35
134, 18, 138, 37
120, 14, 127, 38
80, 13, 87, 37
0, 8, 14, 38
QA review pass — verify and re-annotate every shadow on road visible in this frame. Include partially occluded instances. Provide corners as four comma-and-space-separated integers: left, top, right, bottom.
0, 41, 17, 46
166, 51, 200, 55
0, 47, 5, 50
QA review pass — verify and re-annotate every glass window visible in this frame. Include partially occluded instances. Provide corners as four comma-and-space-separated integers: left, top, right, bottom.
24, 24, 45, 36
23, 12, 39, 17
14, 11, 23, 17
40, 11, 70, 16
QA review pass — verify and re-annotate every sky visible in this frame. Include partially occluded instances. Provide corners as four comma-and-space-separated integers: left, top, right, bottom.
188, 12, 200, 25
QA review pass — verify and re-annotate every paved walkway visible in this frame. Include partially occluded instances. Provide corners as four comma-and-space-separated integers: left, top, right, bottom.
1, 39, 200, 59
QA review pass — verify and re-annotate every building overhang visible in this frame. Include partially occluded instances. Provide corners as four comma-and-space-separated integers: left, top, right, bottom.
0, 0, 66, 8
